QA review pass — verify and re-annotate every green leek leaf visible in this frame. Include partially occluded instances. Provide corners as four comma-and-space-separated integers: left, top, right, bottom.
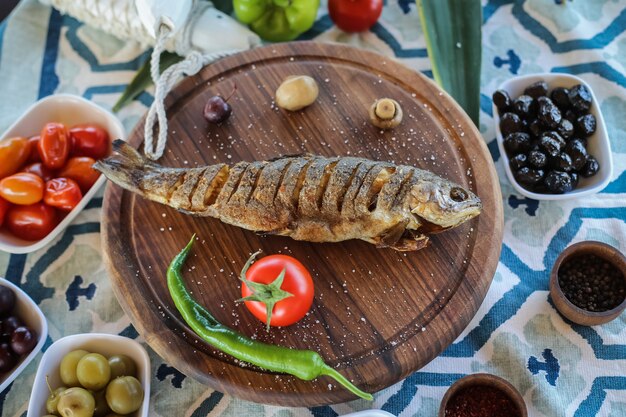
417, 0, 482, 126
113, 51, 183, 113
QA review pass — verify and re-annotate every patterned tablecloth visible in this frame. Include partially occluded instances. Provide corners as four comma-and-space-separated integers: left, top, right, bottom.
1, 1, 625, 416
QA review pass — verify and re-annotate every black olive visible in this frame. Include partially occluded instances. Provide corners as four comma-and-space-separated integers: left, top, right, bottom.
537, 96, 562, 129
539, 131, 565, 157
565, 138, 588, 171
513, 95, 536, 119
581, 156, 600, 177
544, 170, 574, 194
509, 154, 528, 171
568, 84, 592, 114
576, 114, 596, 137
524, 81, 548, 99
492, 90, 512, 113
500, 112, 523, 136
551, 87, 570, 109
529, 119, 544, 138
563, 109, 577, 123
553, 152, 574, 172
557, 118, 574, 139
570, 172, 579, 188
515, 167, 545, 185
528, 150, 547, 168
504, 132, 531, 155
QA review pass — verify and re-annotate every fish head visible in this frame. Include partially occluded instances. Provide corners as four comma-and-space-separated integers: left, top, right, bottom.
408, 178, 482, 230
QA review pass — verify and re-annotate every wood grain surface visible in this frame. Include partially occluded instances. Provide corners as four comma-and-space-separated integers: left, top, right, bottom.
102, 42, 503, 406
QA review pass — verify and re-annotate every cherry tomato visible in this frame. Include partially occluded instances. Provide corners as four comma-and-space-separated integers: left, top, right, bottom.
70, 124, 111, 160
58, 157, 100, 193
39, 122, 69, 169
241, 255, 314, 328
44, 178, 82, 211
328, 0, 383, 33
0, 173, 44, 205
22, 162, 56, 182
5, 202, 57, 241
0, 197, 9, 228
26, 136, 42, 163
0, 137, 30, 179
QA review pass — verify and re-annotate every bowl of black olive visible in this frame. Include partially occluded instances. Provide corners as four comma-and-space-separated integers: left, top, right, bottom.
550, 241, 626, 326
0, 277, 47, 392
493, 74, 612, 199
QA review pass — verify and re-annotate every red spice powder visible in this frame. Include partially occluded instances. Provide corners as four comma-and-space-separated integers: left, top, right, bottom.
445, 384, 521, 417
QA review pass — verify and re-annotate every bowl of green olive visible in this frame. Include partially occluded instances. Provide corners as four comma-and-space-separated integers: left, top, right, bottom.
27, 333, 150, 417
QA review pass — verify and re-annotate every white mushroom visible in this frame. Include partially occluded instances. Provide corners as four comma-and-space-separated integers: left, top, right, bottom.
369, 98, 403, 129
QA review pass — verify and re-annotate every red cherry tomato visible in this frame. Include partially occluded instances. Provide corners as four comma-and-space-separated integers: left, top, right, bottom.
39, 122, 69, 169
26, 136, 42, 163
328, 0, 383, 33
22, 162, 56, 182
58, 157, 100, 193
70, 124, 111, 160
0, 137, 30, 179
44, 178, 83, 211
241, 255, 314, 328
0, 173, 44, 205
0, 197, 9, 227
5, 202, 57, 241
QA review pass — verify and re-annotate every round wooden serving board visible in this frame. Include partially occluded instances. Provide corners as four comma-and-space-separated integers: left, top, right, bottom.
102, 42, 503, 406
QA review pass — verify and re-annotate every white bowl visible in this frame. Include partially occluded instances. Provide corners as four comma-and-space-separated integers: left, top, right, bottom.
27, 333, 150, 417
493, 73, 612, 200
0, 94, 125, 254
0, 277, 48, 393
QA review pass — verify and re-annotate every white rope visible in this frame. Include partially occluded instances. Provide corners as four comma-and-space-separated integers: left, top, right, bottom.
143, 17, 236, 160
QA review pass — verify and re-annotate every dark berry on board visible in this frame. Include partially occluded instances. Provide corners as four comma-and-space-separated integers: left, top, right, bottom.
529, 119, 544, 137
568, 84, 592, 114
553, 152, 574, 172
500, 112, 523, 136
581, 156, 600, 178
510, 154, 528, 171
513, 95, 535, 119
537, 96, 562, 128
544, 170, 574, 194
576, 114, 596, 137
515, 167, 544, 185
524, 80, 548, 99
528, 150, 548, 168
557, 118, 574, 139
539, 131, 565, 157
565, 139, 588, 171
492, 89, 512, 112
504, 132, 531, 155
551, 87, 570, 109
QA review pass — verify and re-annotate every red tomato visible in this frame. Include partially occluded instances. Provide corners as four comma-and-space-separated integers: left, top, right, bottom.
5, 203, 57, 241
44, 178, 82, 211
58, 157, 100, 193
39, 122, 69, 169
26, 136, 42, 163
0, 173, 44, 205
328, 0, 383, 32
0, 197, 9, 227
22, 162, 56, 182
241, 254, 314, 328
0, 137, 30, 179
70, 124, 111, 160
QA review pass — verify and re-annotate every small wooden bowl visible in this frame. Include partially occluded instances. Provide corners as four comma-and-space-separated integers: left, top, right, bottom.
438, 373, 527, 417
550, 241, 626, 326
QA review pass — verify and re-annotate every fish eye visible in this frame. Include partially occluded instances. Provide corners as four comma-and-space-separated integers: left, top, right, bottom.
450, 187, 468, 202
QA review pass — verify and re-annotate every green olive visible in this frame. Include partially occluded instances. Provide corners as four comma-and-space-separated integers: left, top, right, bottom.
57, 387, 95, 417
46, 386, 67, 415
105, 376, 144, 414
108, 354, 136, 379
59, 350, 89, 387
76, 353, 111, 391
92, 389, 111, 417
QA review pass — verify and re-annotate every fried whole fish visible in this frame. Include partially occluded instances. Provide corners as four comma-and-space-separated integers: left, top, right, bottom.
95, 140, 481, 251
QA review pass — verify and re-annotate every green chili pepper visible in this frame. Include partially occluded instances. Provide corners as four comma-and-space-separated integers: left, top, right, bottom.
167, 236, 373, 401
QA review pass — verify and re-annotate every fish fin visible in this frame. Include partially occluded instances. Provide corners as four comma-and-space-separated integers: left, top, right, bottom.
375, 223, 430, 251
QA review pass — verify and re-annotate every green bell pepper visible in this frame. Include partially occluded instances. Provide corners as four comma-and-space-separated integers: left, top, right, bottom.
233, 0, 320, 42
